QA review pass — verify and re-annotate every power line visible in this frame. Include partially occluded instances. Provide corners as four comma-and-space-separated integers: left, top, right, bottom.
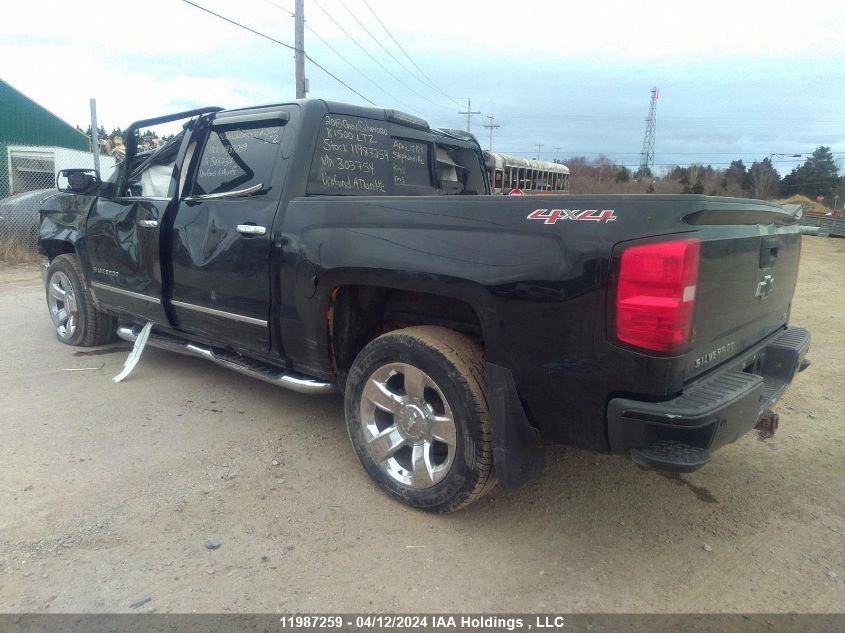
337, 0, 434, 92
260, 0, 294, 16
181, 0, 376, 105
359, 0, 461, 106
305, 23, 427, 116
183, 0, 297, 51
259, 0, 457, 110
311, 0, 452, 112
306, 57, 376, 104
257, 0, 424, 114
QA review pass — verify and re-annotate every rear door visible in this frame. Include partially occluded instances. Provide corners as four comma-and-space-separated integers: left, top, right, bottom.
168, 108, 290, 356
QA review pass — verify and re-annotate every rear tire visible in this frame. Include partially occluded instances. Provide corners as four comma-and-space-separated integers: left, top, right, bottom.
45, 254, 117, 347
344, 326, 496, 512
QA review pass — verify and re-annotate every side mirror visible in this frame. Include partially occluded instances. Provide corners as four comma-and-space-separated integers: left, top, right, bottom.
127, 178, 143, 197
57, 168, 101, 195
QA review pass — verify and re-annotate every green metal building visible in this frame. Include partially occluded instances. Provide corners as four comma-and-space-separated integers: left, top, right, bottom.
0, 79, 89, 197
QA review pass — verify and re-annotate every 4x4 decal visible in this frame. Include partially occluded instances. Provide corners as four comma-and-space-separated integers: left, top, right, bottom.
527, 208, 617, 224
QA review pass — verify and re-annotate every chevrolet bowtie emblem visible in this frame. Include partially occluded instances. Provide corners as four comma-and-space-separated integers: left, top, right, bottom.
756, 274, 775, 300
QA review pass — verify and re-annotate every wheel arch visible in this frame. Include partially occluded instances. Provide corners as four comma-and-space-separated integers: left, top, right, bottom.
40, 238, 76, 261
38, 192, 88, 260
309, 273, 545, 494
324, 276, 493, 382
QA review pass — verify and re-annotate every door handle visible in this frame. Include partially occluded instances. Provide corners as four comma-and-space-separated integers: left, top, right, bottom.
138, 219, 159, 228
760, 236, 780, 268
236, 225, 267, 235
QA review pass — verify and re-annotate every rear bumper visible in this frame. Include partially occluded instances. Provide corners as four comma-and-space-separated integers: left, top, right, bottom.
607, 326, 811, 471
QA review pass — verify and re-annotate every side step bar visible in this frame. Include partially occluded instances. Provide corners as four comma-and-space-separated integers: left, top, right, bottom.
116, 325, 336, 395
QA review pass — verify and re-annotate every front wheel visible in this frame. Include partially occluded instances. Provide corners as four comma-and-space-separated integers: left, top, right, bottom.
45, 254, 117, 347
344, 326, 496, 512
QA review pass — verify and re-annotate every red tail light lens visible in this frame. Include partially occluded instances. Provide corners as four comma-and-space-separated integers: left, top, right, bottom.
616, 238, 700, 353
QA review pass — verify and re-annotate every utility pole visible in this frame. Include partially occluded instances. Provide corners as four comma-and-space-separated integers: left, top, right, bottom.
554, 147, 562, 162
89, 98, 100, 173
482, 115, 499, 151
458, 98, 480, 133
638, 87, 658, 176
535, 143, 543, 159
294, 0, 307, 99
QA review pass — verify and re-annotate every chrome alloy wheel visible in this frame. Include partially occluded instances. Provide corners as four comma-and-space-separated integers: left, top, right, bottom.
48, 271, 78, 340
359, 362, 457, 489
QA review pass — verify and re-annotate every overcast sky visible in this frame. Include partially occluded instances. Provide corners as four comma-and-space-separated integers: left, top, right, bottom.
3, 0, 844, 174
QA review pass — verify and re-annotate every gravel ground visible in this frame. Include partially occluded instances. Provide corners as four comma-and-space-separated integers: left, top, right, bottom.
0, 236, 842, 613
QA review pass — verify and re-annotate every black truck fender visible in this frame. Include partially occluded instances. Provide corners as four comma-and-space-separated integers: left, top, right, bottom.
38, 192, 93, 259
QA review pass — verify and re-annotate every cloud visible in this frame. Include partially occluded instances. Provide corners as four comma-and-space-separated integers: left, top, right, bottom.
2, 0, 843, 170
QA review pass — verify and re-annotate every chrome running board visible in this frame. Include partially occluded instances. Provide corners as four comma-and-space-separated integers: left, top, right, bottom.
116, 325, 336, 395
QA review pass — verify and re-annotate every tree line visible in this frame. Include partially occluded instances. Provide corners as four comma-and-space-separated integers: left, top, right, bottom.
558, 146, 842, 204
76, 122, 841, 205
77, 125, 175, 152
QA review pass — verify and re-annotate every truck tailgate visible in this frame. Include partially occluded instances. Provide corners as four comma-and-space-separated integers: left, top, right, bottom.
684, 208, 801, 380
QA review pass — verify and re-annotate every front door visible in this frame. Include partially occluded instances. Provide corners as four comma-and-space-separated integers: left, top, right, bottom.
169, 109, 289, 356
82, 108, 222, 324
84, 150, 178, 324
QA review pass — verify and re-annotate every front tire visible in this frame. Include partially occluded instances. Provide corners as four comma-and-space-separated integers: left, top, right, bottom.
344, 326, 496, 512
45, 254, 117, 347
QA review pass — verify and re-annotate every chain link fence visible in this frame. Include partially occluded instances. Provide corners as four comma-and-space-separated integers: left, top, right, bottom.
0, 144, 117, 254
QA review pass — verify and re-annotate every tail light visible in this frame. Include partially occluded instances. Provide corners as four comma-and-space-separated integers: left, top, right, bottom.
616, 238, 700, 353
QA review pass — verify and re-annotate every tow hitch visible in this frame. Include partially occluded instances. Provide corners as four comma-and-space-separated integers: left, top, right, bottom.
755, 409, 779, 439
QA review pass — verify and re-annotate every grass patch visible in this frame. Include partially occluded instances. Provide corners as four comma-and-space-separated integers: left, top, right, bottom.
0, 234, 41, 265
775, 194, 832, 215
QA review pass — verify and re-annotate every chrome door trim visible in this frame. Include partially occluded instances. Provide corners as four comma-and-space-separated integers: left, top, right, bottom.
114, 196, 172, 202
91, 281, 162, 304
184, 183, 264, 202
171, 300, 268, 327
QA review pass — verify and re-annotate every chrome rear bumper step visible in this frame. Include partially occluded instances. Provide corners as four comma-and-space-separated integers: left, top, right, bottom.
116, 325, 336, 395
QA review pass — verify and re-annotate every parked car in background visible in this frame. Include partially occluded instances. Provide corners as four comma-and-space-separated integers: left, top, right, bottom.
0, 188, 58, 247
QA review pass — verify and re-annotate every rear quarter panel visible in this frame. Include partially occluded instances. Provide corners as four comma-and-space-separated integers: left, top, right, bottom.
278, 194, 798, 451
279, 194, 613, 447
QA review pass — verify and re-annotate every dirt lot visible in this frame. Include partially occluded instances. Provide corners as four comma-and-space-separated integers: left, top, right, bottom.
0, 237, 842, 614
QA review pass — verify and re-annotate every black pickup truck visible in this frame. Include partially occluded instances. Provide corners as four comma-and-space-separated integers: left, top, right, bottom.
38, 99, 811, 512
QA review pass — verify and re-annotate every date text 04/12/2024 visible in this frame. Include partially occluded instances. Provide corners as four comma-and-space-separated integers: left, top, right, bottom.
277, 615, 567, 630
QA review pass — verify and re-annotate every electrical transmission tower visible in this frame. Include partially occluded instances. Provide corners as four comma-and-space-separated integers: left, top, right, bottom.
638, 87, 659, 176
